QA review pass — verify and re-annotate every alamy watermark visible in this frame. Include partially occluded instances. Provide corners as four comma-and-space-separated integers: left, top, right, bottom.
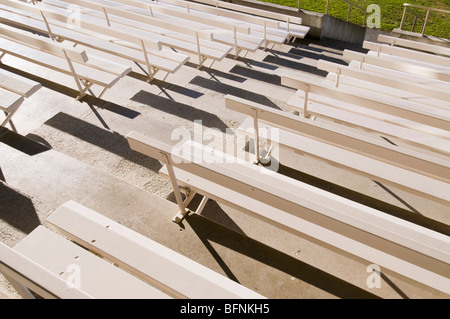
170, 120, 280, 174
366, 264, 382, 289
366, 4, 381, 29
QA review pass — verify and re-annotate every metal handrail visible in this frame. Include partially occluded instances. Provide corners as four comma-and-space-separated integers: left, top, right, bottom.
399, 3, 450, 36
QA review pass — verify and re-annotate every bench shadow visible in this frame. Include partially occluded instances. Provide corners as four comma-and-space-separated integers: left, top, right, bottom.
285, 47, 350, 65
185, 213, 381, 299
0, 182, 41, 235
188, 76, 281, 110
0, 65, 141, 120
228, 65, 283, 86
295, 37, 369, 54
128, 70, 204, 99
0, 127, 50, 156
42, 112, 162, 173
130, 90, 230, 132
262, 55, 329, 77
275, 163, 450, 237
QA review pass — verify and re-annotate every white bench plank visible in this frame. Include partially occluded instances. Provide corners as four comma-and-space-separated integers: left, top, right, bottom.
317, 59, 450, 102
46, 200, 266, 299
0, 7, 187, 75
0, 37, 120, 89
364, 41, 450, 68
378, 34, 450, 58
126, 131, 450, 294
0, 241, 92, 299
12, 226, 171, 299
344, 49, 450, 83
224, 95, 450, 184
281, 74, 450, 133
287, 91, 450, 155
0, 68, 42, 98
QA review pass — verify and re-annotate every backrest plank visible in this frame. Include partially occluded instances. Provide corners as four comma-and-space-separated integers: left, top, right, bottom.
0, 23, 88, 63
317, 59, 450, 102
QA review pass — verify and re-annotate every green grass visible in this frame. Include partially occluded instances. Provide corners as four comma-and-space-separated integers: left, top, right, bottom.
258, 0, 450, 39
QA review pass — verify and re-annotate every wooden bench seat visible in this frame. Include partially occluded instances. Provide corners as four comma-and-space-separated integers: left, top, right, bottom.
322, 71, 450, 111
316, 60, 450, 103
287, 90, 450, 155
343, 49, 450, 83
189, 0, 309, 41
0, 226, 171, 299
0, 68, 41, 132
45, 200, 266, 299
281, 73, 450, 134
126, 131, 450, 295
0, 6, 187, 81
224, 94, 450, 205
363, 41, 450, 68
0, 25, 126, 100
42, 0, 233, 66
378, 34, 450, 58
110, 0, 289, 47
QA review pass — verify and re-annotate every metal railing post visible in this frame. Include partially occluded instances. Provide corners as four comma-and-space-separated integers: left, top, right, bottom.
399, 6, 407, 30
421, 9, 430, 36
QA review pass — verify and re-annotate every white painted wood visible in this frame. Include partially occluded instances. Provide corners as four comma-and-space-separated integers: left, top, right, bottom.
0, 68, 42, 98
287, 91, 450, 155
0, 37, 120, 88
224, 95, 450, 184
237, 115, 450, 205
343, 49, 450, 83
0, 23, 88, 63
316, 60, 450, 102
126, 131, 450, 294
322, 72, 450, 111
346, 61, 450, 91
364, 41, 450, 68
0, 240, 92, 299
32, 0, 230, 62
0, 8, 186, 74
10, 226, 171, 299
378, 34, 450, 58
281, 74, 450, 133
46, 200, 266, 299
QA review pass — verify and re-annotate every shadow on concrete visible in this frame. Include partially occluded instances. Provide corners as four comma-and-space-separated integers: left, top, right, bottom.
131, 90, 230, 133
295, 37, 369, 54
0, 182, 41, 235
0, 65, 141, 120
128, 70, 204, 99
192, 63, 248, 84
229, 65, 282, 86
43, 112, 163, 173
0, 127, 50, 156
185, 213, 381, 299
262, 55, 329, 77
233, 56, 279, 71
275, 163, 450, 237
189, 76, 282, 110
285, 47, 350, 65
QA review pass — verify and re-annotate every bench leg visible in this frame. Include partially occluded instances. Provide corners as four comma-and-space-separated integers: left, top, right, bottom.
2, 111, 18, 133
2, 273, 36, 299
160, 154, 189, 223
